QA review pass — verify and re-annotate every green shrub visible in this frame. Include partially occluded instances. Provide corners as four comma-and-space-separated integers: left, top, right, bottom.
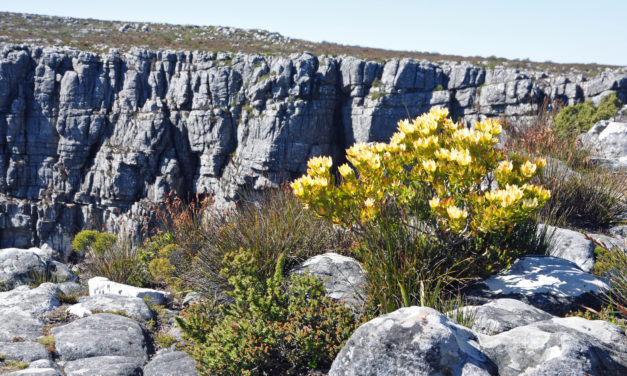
72, 230, 148, 286
157, 188, 352, 298
553, 91, 622, 139
177, 250, 361, 375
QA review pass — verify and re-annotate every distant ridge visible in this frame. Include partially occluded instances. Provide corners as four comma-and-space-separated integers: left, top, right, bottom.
0, 11, 620, 75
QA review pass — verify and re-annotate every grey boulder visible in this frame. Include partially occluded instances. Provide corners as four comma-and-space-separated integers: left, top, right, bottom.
540, 225, 595, 272
0, 341, 48, 362
581, 117, 627, 169
63, 356, 143, 376
143, 350, 198, 376
67, 294, 154, 321
291, 252, 367, 309
478, 317, 627, 375
0, 283, 61, 314
0, 308, 45, 341
458, 298, 553, 335
0, 248, 76, 291
51, 313, 147, 362
6, 369, 62, 376
329, 306, 497, 376
463, 256, 609, 315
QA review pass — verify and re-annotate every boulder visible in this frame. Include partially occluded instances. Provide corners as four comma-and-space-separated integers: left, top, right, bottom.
463, 256, 609, 315
291, 252, 367, 309
581, 118, 627, 169
0, 248, 76, 291
540, 225, 595, 272
62, 356, 143, 376
143, 350, 198, 376
0, 284, 61, 314
458, 298, 553, 335
329, 306, 497, 376
67, 294, 154, 321
0, 341, 48, 362
88, 277, 170, 305
0, 308, 45, 341
51, 313, 147, 362
478, 317, 627, 375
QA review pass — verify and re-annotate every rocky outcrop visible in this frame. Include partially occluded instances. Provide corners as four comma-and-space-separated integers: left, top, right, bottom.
581, 105, 627, 169
331, 306, 627, 376
1, 43, 626, 255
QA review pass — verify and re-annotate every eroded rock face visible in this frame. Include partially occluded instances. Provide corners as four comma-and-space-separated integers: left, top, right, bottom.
143, 350, 198, 376
329, 306, 497, 376
581, 105, 627, 169
88, 276, 170, 305
67, 294, 154, 321
1, 43, 625, 255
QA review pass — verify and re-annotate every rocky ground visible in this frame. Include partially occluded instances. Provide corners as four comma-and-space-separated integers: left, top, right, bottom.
1, 220, 626, 375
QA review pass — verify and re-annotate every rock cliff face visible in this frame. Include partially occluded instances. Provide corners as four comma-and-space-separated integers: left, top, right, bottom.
1, 43, 626, 257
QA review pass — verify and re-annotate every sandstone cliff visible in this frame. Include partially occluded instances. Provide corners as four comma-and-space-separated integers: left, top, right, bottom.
1, 43, 625, 257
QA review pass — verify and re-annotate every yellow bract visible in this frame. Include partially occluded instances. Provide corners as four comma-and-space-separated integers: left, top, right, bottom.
291, 107, 549, 235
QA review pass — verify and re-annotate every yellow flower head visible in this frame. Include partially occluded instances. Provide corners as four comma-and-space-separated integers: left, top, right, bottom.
447, 205, 468, 220
365, 198, 375, 208
338, 164, 354, 177
429, 197, 440, 209
520, 161, 537, 178
497, 160, 513, 174
534, 157, 546, 169
422, 159, 437, 173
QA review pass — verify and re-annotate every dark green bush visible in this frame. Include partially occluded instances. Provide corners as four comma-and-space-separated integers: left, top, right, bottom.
177, 249, 360, 376
553, 92, 622, 139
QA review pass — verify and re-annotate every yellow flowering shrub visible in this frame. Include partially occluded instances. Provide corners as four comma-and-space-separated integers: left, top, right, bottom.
292, 107, 550, 239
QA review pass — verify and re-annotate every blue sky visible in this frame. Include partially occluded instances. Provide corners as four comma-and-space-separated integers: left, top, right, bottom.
3, 0, 625, 65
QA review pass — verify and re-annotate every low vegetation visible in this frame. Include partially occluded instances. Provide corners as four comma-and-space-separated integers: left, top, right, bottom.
504, 96, 626, 230
552, 92, 622, 139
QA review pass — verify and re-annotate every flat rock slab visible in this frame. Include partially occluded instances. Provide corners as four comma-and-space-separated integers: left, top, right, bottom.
51, 313, 147, 362
329, 306, 497, 376
0, 341, 48, 362
143, 350, 198, 376
458, 298, 553, 335
88, 277, 170, 305
464, 256, 609, 315
478, 317, 627, 375
291, 252, 367, 308
63, 356, 143, 376
67, 294, 154, 321
0, 283, 61, 314
540, 225, 595, 272
0, 308, 45, 341
6, 369, 62, 376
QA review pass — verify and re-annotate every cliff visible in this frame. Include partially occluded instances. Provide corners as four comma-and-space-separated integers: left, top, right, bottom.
1, 43, 625, 257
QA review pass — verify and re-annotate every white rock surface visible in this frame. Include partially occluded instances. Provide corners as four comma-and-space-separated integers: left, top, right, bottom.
88, 277, 170, 305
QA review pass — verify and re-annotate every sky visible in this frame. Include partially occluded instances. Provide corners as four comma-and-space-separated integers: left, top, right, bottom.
2, 0, 625, 66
